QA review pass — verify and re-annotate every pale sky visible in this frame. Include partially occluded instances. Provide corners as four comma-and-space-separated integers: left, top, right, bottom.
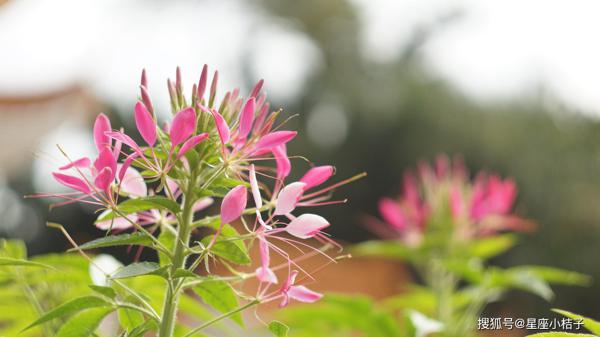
1, 0, 599, 115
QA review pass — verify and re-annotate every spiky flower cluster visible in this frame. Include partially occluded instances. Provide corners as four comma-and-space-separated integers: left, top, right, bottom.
371, 155, 532, 246
38, 66, 359, 335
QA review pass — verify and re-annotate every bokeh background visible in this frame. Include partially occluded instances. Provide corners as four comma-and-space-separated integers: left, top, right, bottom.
1, 0, 599, 326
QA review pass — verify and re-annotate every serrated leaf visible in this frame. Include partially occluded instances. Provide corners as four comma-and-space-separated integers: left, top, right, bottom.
97, 196, 180, 221
24, 296, 111, 331
111, 262, 162, 280
0, 257, 54, 269
268, 320, 289, 337
88, 285, 117, 299
553, 309, 600, 335
56, 307, 114, 337
73, 233, 154, 251
200, 220, 250, 265
193, 279, 243, 326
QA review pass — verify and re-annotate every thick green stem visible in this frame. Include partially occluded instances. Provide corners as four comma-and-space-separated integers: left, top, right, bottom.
158, 174, 197, 337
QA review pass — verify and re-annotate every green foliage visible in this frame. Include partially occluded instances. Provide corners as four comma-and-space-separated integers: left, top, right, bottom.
269, 321, 290, 337
200, 220, 251, 265
73, 232, 154, 251
23, 296, 112, 331
55, 307, 114, 337
110, 262, 163, 280
96, 196, 180, 222
193, 279, 243, 326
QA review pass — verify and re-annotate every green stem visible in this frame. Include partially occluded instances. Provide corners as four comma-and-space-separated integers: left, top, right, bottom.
158, 173, 197, 337
17, 269, 53, 337
182, 300, 259, 337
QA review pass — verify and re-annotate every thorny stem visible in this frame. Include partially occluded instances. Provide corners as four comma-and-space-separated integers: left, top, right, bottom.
158, 171, 198, 337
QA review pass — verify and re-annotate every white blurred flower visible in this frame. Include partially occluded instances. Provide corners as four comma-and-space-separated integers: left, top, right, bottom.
89, 254, 123, 286
409, 310, 444, 337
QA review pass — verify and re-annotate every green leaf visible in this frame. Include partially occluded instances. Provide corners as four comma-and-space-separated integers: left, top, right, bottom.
465, 234, 517, 259
553, 309, 600, 335
200, 220, 250, 265
492, 268, 554, 301
88, 285, 117, 299
193, 279, 243, 326
72, 233, 154, 251
129, 320, 159, 337
509, 266, 591, 286
352, 240, 414, 261
24, 296, 111, 331
56, 307, 114, 337
118, 307, 145, 331
0, 239, 26, 259
0, 257, 54, 269
97, 196, 180, 221
527, 333, 596, 337
111, 262, 162, 280
268, 321, 289, 337
158, 230, 176, 266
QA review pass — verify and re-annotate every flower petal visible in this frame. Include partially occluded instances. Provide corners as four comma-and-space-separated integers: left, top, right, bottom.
299, 166, 334, 190
220, 185, 247, 224
94, 148, 117, 180
275, 182, 306, 215
170, 107, 197, 146
378, 198, 406, 230
237, 97, 255, 140
105, 131, 144, 157
117, 164, 146, 198
94, 167, 113, 190
93, 113, 112, 151
59, 157, 91, 170
254, 131, 297, 152
95, 214, 138, 230
52, 172, 91, 194
285, 213, 329, 239
134, 101, 157, 147
204, 107, 230, 144
192, 197, 214, 213
273, 145, 291, 180
177, 133, 208, 159
256, 266, 278, 284
287, 285, 323, 303
249, 164, 262, 208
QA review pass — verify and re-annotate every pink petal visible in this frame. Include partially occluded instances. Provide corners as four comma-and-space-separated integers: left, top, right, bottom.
177, 133, 208, 159
52, 172, 91, 194
256, 266, 278, 284
273, 145, 291, 180
275, 182, 306, 215
254, 131, 297, 152
249, 165, 262, 208
134, 101, 157, 147
237, 97, 255, 140
299, 166, 334, 190
197, 64, 208, 100
287, 285, 323, 303
285, 213, 329, 239
93, 113, 112, 151
207, 107, 230, 144
192, 197, 214, 213
95, 214, 138, 230
117, 164, 147, 198
59, 157, 91, 170
118, 153, 138, 181
250, 79, 264, 98
170, 107, 197, 146
94, 148, 117, 180
378, 198, 406, 230
94, 167, 113, 190
105, 131, 144, 157
449, 185, 464, 220
220, 185, 247, 224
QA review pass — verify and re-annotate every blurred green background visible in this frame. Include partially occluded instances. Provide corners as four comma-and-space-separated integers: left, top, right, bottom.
1, 0, 599, 322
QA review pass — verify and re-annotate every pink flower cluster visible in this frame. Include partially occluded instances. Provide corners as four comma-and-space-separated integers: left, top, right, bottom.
41, 66, 355, 308
372, 155, 532, 245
